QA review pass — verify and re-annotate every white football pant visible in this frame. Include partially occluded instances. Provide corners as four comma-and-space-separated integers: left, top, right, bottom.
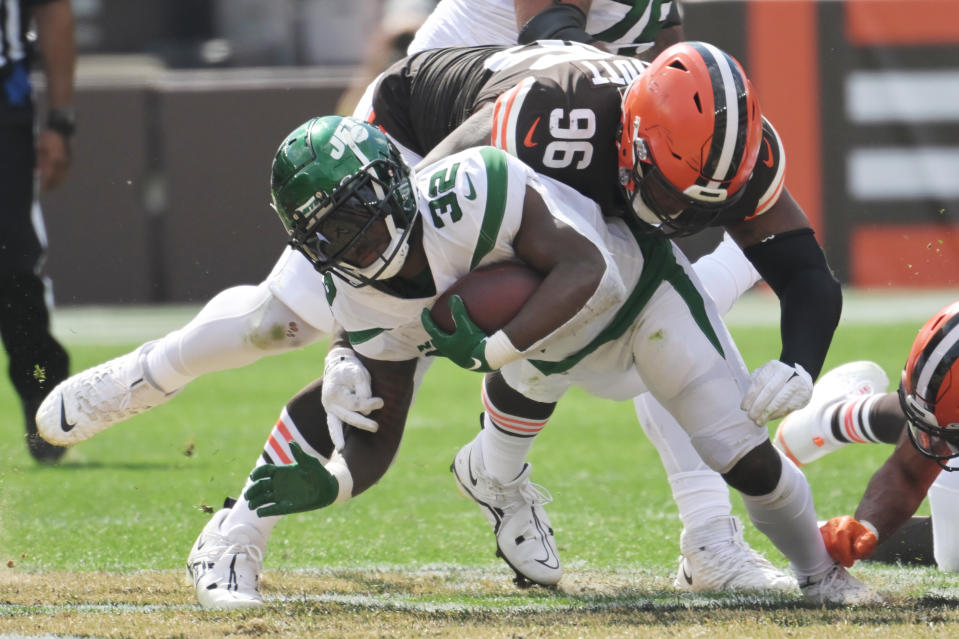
930, 462, 959, 572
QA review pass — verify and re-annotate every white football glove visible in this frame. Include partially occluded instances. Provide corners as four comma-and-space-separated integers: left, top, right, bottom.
322, 347, 384, 450
741, 360, 813, 426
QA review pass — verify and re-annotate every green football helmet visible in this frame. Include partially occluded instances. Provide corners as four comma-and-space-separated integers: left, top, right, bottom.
271, 115, 418, 286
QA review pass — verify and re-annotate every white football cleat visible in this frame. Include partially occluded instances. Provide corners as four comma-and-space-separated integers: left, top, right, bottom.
451, 435, 562, 587
774, 361, 889, 466
187, 507, 265, 609
35, 341, 178, 446
800, 563, 881, 605
674, 515, 797, 593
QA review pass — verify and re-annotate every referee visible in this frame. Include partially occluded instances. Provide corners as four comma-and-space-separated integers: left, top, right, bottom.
0, 0, 75, 462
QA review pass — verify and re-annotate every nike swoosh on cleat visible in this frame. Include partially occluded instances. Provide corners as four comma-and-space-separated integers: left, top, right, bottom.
59, 395, 76, 432
523, 117, 541, 148
468, 357, 485, 370
467, 452, 479, 487
464, 173, 477, 200
682, 561, 693, 585
532, 509, 561, 569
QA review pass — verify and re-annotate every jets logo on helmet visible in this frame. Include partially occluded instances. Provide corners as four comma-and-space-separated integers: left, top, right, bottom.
617, 41, 762, 237
270, 116, 419, 287
900, 300, 959, 469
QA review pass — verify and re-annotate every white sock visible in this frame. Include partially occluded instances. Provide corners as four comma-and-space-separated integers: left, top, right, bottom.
930, 466, 959, 572
222, 407, 329, 541
478, 412, 540, 482
478, 381, 546, 482
143, 283, 323, 393
634, 393, 734, 530
741, 452, 834, 578
691, 232, 761, 316
670, 471, 734, 530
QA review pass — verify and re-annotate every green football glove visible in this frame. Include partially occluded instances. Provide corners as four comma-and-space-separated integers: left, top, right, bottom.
421, 295, 494, 372
244, 442, 339, 517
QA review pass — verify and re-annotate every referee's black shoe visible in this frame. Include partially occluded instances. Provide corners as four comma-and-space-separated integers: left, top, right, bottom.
23, 395, 66, 463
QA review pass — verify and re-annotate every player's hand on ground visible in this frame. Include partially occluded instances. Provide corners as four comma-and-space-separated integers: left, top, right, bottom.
741, 360, 812, 425
820, 516, 878, 567
245, 442, 338, 517
322, 347, 384, 450
421, 295, 495, 372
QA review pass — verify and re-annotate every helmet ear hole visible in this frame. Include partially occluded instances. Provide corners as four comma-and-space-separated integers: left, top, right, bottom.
692, 93, 702, 113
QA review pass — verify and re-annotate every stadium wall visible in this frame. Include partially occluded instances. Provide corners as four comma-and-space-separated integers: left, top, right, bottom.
40, 0, 959, 305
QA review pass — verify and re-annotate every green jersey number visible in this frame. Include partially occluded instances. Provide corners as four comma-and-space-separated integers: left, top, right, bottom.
427, 162, 464, 228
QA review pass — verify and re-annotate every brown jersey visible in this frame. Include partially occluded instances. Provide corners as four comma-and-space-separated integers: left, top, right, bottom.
371, 41, 785, 224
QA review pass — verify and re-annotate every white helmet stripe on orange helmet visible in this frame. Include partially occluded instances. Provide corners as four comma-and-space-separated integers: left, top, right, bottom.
916, 316, 959, 404
691, 41, 745, 190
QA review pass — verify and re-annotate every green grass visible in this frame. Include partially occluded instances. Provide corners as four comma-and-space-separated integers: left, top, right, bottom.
1, 312, 957, 637
0, 320, 928, 573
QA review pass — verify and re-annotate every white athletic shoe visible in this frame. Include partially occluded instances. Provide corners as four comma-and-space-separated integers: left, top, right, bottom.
674, 516, 797, 593
187, 507, 265, 609
800, 563, 881, 605
451, 436, 562, 587
774, 361, 889, 466
35, 342, 178, 446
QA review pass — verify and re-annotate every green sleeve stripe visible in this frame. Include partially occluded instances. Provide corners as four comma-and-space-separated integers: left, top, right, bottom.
527, 225, 723, 376
470, 147, 509, 270
592, 0, 663, 44
348, 328, 385, 345
323, 273, 337, 306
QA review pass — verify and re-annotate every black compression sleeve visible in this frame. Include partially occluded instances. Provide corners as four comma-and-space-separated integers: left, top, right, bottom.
743, 228, 842, 378
518, 3, 592, 44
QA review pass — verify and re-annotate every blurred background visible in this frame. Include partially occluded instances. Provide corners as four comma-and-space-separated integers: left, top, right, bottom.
38, 0, 959, 305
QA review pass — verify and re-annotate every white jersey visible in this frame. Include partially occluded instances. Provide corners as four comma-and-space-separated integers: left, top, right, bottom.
409, 0, 679, 58
323, 146, 654, 367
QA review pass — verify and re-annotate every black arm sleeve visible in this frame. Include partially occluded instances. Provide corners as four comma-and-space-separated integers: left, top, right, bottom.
743, 228, 842, 378
518, 2, 592, 44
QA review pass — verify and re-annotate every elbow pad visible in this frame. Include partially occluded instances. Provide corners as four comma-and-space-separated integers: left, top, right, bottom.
743, 228, 841, 378
518, 3, 592, 44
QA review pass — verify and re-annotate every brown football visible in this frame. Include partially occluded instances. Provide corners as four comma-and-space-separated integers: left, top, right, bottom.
430, 262, 542, 334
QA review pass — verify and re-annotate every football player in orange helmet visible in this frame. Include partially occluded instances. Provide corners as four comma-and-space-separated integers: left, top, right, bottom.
817, 301, 959, 570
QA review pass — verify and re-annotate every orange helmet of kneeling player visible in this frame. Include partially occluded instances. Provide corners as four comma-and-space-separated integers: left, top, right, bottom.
900, 300, 959, 469
617, 41, 763, 237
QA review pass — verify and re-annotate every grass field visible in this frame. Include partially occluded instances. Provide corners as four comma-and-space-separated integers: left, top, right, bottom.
2, 292, 959, 637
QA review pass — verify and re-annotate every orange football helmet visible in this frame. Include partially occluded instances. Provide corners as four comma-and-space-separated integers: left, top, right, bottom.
900, 300, 959, 469
618, 41, 762, 237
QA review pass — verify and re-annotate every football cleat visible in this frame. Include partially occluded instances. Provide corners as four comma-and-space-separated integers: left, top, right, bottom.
675, 515, 797, 593
35, 341, 179, 446
799, 563, 881, 605
187, 507, 265, 609
774, 361, 889, 466
451, 436, 562, 587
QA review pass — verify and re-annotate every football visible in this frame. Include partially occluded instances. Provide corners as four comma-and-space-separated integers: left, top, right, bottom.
430, 262, 542, 334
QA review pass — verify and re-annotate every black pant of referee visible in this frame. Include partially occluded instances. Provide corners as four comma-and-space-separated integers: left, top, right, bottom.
0, 117, 69, 462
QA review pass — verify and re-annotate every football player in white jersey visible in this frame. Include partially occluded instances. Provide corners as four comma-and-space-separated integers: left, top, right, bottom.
37, 41, 777, 593
776, 301, 959, 574
176, 114, 874, 608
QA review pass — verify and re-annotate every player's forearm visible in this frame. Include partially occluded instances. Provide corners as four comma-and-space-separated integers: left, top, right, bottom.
743, 228, 841, 378
33, 0, 75, 110
506, 256, 622, 353
338, 355, 417, 497
854, 439, 941, 543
